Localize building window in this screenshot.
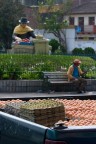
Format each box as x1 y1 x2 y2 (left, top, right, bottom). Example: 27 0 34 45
89 17 95 25
69 17 74 25
78 17 84 32
78 17 84 26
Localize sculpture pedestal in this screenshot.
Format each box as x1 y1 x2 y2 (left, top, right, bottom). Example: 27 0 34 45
33 39 51 54
11 42 34 54
10 38 51 54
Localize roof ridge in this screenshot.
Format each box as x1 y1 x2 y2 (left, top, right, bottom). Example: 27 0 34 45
72 1 96 11
72 1 96 10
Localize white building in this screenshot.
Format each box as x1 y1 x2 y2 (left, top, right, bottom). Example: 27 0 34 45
64 1 96 53
23 1 96 53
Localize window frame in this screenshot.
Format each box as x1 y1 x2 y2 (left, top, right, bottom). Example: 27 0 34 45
89 17 95 25
69 17 74 25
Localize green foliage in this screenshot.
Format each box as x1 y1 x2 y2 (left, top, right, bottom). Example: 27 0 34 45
72 47 95 55
86 72 96 79
29 61 56 72
20 71 41 80
39 0 73 47
0 63 5 79
0 0 24 50
49 39 60 53
2 73 10 80
2 56 22 79
49 39 66 54
59 44 67 54
84 47 95 55
54 48 63 55
72 48 84 55
0 54 95 79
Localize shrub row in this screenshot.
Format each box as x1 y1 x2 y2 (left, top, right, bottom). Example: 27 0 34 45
0 54 95 79
72 47 95 55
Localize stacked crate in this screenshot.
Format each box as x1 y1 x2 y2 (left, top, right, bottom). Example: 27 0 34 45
4 99 65 127
20 99 65 127
5 101 26 116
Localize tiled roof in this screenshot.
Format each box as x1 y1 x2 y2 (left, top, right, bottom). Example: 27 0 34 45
23 1 96 28
71 1 96 14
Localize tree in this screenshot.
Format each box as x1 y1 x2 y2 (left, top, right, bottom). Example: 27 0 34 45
39 0 73 52
0 0 24 50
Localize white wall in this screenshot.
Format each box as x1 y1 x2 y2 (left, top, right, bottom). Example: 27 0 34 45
34 28 96 54
34 29 58 40
65 28 75 53
34 28 76 53
75 41 96 50
34 14 96 53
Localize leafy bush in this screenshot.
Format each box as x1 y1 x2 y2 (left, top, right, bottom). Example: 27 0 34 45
54 49 63 55
0 54 95 79
53 44 67 55
2 73 10 80
59 44 67 54
49 39 60 53
4 62 22 79
20 71 41 80
29 61 56 72
72 48 84 55
0 63 5 79
84 47 95 55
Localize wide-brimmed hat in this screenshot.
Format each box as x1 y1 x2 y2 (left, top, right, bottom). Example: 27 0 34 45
19 17 29 24
73 59 81 64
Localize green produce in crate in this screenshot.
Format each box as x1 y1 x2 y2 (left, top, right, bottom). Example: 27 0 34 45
20 99 65 127
20 99 64 109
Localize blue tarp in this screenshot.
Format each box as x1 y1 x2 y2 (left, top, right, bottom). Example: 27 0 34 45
75 26 81 33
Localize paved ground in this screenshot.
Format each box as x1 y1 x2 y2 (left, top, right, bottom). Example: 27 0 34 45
0 91 96 100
